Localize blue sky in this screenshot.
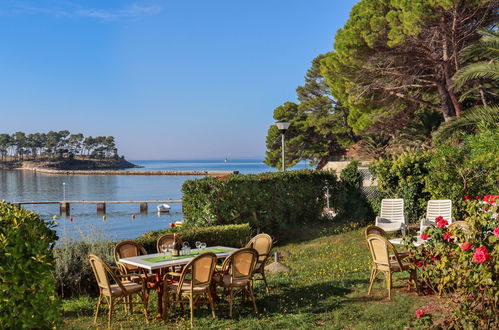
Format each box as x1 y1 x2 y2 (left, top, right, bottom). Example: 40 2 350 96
0 0 358 160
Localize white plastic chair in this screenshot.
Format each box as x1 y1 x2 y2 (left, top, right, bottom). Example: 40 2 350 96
420 200 453 233
375 199 407 236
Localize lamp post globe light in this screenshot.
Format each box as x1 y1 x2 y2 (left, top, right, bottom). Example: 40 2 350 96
275 121 290 171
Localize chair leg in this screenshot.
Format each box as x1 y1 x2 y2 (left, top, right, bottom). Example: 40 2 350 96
386 271 392 300
189 295 194 327
367 268 377 295
248 284 258 315
141 292 149 323
94 294 103 324
129 295 134 314
108 297 113 329
208 292 216 318
261 271 269 295
228 289 234 318
162 289 169 319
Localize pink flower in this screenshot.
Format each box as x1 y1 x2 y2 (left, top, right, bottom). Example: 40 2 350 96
415 309 425 318
493 227 499 238
461 242 471 251
464 195 469 200
443 233 452 240
421 233 431 240
416 262 423 268
473 246 491 263
476 195 481 200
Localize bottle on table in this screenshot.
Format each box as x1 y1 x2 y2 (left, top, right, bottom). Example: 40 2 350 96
172 233 180 257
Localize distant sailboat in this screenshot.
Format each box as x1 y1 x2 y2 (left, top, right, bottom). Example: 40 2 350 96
224 157 228 163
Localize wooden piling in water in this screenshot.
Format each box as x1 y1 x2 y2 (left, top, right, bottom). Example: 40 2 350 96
96 203 106 214
140 202 148 214
60 202 70 216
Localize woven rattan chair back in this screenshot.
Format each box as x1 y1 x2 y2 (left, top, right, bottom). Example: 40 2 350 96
246 233 272 266
89 254 112 293
365 225 387 239
114 241 147 272
221 248 258 281
175 252 217 294
156 234 183 253
366 235 390 266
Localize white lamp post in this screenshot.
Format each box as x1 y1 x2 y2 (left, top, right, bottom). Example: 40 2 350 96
62 182 66 201
275 121 290 171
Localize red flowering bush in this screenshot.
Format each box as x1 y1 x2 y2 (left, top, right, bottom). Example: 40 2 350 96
435 216 449 228
405 197 498 327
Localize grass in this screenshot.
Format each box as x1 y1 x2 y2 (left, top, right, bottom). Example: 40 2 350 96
62 227 434 329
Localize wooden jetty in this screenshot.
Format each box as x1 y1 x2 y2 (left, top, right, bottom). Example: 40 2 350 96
21 168 239 176
11 200 182 216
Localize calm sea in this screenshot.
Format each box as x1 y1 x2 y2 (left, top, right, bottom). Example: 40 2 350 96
0 159 309 241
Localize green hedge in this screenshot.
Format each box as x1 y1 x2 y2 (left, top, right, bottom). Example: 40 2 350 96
136 223 251 252
181 170 339 237
0 201 60 328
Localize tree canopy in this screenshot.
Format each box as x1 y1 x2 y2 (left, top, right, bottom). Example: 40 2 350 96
321 0 497 134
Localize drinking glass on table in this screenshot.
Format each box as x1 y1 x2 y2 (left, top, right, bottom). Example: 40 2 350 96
200 242 207 251
195 241 201 254
160 244 168 259
183 242 191 256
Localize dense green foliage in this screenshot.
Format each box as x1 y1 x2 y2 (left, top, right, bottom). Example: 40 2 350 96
406 198 499 328
322 0 497 133
371 150 432 221
372 128 499 220
0 130 119 160
136 223 251 252
335 161 374 222
182 170 339 236
0 201 60 328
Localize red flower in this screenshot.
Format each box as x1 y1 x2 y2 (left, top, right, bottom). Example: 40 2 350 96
493 227 499 238
473 246 491 263
169 222 175 228
475 195 481 200
421 233 431 240
431 256 440 261
443 233 452 240
416 262 423 268
484 195 498 205
415 309 425 318
464 195 469 200
461 242 471 251
435 216 449 228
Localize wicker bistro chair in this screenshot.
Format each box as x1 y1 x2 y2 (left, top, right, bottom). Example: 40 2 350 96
213 248 259 318
366 234 418 300
162 252 218 327
375 199 407 236
420 200 453 233
88 254 149 328
364 225 409 259
245 233 272 294
156 234 183 254
114 240 148 277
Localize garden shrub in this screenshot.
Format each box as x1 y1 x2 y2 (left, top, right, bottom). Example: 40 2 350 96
425 128 499 218
335 161 374 222
136 223 252 252
405 196 498 328
54 237 114 298
0 201 60 328
182 170 339 237
370 150 432 222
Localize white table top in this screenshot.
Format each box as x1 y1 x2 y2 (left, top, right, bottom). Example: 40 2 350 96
389 237 424 247
119 246 237 272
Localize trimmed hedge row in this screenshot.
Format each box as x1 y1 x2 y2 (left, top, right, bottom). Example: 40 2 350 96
182 170 339 237
0 201 60 328
135 223 252 252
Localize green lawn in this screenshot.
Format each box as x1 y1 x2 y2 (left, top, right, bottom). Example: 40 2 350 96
62 228 432 329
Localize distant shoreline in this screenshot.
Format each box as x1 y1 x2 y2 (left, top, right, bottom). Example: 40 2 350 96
0 157 139 171
16 168 239 176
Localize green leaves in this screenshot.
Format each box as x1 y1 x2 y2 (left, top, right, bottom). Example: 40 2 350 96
0 201 60 328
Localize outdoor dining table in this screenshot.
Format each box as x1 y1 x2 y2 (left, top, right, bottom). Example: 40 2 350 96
119 246 237 317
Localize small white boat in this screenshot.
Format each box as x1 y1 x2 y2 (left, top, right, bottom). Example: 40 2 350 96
157 204 171 212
